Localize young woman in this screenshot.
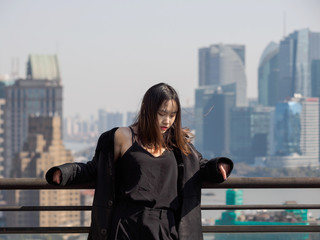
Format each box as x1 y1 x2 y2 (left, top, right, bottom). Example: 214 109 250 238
46 83 233 240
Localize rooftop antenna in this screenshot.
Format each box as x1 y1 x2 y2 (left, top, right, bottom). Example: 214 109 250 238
17 57 19 77
11 57 19 79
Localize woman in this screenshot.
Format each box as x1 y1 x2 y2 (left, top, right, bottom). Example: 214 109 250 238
46 83 233 240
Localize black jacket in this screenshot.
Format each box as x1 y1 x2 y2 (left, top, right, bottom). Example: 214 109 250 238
46 128 233 240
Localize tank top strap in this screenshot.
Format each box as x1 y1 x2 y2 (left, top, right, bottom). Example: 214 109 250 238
128 126 136 144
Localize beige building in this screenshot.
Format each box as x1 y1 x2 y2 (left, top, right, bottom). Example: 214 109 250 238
7 116 81 227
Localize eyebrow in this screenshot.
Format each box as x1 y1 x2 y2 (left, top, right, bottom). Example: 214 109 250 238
159 109 178 114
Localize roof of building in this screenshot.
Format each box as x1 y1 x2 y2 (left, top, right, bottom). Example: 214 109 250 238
27 54 60 81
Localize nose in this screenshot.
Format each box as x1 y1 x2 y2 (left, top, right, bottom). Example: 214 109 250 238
163 115 170 124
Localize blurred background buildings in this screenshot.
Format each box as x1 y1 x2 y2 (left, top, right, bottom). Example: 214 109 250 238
195 28 320 168
0 27 319 229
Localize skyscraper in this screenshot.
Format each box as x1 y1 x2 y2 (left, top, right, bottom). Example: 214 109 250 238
265 95 319 168
258 42 279 106
98 109 124 133
259 29 320 106
198 44 247 106
230 106 274 164
4 54 63 177
107 112 123 129
311 59 320 98
195 86 235 158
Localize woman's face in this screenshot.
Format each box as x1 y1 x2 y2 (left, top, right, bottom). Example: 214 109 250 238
157 100 178 134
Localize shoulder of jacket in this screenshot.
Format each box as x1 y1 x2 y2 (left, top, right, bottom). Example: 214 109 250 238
96 127 119 153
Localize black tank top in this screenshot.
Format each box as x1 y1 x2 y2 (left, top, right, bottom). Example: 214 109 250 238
116 128 179 211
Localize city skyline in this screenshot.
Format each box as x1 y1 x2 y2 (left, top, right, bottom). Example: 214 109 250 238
1 0 320 118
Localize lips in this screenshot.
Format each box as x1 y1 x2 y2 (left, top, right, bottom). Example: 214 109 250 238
161 126 168 131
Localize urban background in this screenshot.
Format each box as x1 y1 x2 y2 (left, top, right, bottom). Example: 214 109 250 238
0 1 319 239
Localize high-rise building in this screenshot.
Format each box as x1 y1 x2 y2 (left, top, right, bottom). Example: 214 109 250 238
259 29 320 106
7 116 80 227
195 86 235 158
311 59 320 98
63 114 98 142
230 106 274 164
273 95 319 157
258 42 279 106
4 79 62 177
107 112 123 129
4 54 63 177
251 106 275 158
198 44 247 106
258 95 319 168
98 109 108 134
126 111 137 126
98 109 123 133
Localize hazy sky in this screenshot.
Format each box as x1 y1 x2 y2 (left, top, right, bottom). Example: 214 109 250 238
1 0 320 118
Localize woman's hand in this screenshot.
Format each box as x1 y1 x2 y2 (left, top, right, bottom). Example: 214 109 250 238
52 169 62 184
218 163 230 180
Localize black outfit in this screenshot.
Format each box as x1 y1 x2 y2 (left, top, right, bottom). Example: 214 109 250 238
110 132 179 239
46 127 233 240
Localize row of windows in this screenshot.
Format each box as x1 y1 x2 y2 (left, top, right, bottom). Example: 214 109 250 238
8 88 62 99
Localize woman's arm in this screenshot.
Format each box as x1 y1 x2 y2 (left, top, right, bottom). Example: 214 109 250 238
45 159 98 186
45 131 108 186
200 156 233 183
188 144 233 183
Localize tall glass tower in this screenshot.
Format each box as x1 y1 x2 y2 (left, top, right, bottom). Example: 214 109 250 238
270 95 319 167
195 86 235 158
274 101 302 156
259 29 320 106
198 44 247 107
258 42 279 106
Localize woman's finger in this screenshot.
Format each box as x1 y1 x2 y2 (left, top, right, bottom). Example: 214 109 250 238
219 164 227 180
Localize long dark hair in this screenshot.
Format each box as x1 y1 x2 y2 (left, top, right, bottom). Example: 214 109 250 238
133 83 191 155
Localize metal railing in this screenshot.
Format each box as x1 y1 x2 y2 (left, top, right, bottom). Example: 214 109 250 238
0 177 320 234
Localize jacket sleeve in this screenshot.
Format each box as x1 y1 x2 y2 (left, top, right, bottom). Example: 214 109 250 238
189 144 233 183
45 131 106 186
200 156 233 183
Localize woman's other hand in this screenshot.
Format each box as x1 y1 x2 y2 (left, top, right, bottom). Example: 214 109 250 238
52 169 62 184
218 163 230 180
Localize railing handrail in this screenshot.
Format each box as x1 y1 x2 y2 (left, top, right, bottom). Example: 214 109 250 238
1 177 320 189
1 177 319 235
1 226 320 234
1 204 320 211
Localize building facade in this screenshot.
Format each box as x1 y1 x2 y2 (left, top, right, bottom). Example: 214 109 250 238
258 42 279 106
198 44 247 107
195 86 235 158
4 79 62 177
7 116 80 227
230 106 274 164
259 29 320 106
311 59 320 98
258 95 319 168
98 109 123 133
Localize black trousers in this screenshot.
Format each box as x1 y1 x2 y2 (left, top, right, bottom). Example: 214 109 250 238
109 202 179 240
